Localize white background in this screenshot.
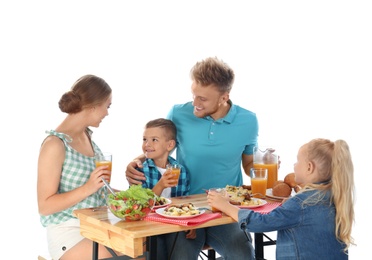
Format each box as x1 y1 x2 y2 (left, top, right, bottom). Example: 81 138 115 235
1 1 371 259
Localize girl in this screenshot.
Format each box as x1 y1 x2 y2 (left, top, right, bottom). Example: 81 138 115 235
208 138 355 259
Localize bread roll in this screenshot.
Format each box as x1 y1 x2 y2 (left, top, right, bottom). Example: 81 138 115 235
272 182 292 197
284 173 297 188
272 180 284 187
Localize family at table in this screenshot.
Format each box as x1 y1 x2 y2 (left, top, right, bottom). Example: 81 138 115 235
37 57 355 260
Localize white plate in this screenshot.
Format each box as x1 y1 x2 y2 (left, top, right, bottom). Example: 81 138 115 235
237 198 267 209
155 207 205 219
153 198 172 209
266 188 295 200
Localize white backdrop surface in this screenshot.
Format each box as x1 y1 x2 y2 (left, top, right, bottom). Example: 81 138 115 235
1 1 370 259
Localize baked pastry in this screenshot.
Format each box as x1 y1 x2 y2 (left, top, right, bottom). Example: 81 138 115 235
272 180 284 187
272 182 292 197
284 173 296 188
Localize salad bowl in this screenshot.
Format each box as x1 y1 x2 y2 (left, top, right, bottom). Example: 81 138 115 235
107 185 156 221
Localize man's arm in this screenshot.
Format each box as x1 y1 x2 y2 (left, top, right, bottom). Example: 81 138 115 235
125 154 147 185
241 153 254 177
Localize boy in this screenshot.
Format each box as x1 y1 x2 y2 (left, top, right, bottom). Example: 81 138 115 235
139 118 189 198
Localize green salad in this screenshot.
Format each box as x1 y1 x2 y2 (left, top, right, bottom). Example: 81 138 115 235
107 185 156 220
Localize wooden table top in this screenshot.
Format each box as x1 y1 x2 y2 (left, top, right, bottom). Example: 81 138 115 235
73 194 236 258
73 193 281 258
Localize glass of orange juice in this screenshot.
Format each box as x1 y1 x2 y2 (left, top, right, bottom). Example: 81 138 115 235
250 168 268 198
95 152 112 183
209 188 226 212
253 146 278 189
166 163 181 184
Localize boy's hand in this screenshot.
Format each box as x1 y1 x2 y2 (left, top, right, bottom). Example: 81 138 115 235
158 170 178 188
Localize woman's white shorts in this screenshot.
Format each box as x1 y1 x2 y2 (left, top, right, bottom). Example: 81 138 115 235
46 218 84 260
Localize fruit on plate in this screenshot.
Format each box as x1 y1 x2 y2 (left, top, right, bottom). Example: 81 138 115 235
107 184 156 221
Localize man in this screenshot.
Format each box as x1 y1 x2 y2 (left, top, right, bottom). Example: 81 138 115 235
126 57 257 259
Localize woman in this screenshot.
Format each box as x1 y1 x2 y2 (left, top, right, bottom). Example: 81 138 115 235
37 74 119 259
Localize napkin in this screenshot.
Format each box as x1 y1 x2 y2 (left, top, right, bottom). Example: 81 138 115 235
144 212 222 226
250 202 281 214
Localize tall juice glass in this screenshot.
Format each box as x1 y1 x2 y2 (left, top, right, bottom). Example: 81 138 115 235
250 168 268 198
95 152 112 183
166 164 181 184
253 163 277 189
209 188 226 212
253 147 278 189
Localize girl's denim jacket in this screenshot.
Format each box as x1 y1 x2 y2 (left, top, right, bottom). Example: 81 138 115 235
238 190 348 260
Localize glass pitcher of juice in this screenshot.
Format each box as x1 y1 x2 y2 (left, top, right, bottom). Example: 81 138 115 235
253 146 278 189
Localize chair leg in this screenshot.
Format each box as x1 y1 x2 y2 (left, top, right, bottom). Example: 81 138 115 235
208 249 216 259
199 248 216 260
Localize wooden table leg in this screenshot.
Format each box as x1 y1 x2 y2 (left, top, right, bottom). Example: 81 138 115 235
91 236 159 259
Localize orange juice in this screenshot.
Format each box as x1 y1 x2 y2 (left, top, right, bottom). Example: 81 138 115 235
171 168 181 182
253 163 278 189
96 161 112 183
251 178 267 198
166 164 181 184
209 188 225 212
